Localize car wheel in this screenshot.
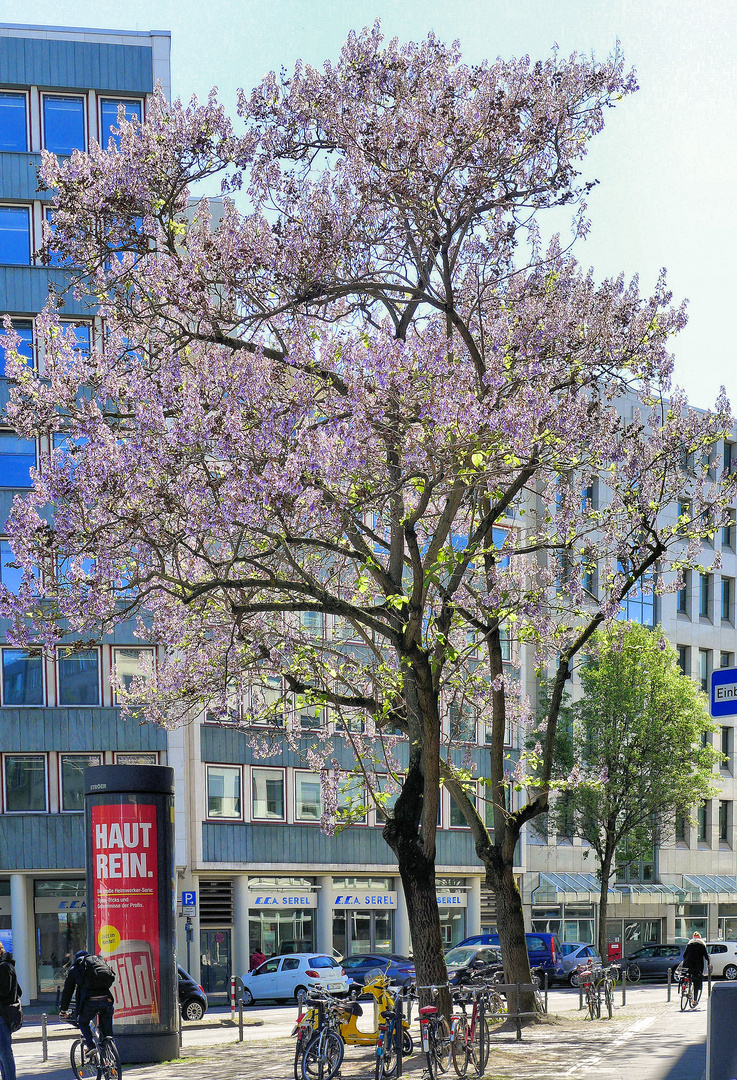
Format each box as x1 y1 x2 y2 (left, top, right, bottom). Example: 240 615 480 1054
182 999 205 1022
241 988 254 1006
724 965 737 980
568 971 580 988
294 985 308 1004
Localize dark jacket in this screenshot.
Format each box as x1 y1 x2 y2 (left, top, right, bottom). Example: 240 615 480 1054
0 956 17 1003
682 940 709 973
59 955 112 1013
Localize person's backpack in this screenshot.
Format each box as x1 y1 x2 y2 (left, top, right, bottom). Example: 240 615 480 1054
77 954 116 992
0 962 22 1033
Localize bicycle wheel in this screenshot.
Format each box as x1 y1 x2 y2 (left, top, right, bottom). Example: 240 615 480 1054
586 987 597 1021
427 1017 452 1079
680 979 690 1012
627 963 640 983
100 1040 121 1080
604 983 613 1020
451 1018 470 1078
301 1031 344 1080
70 1040 102 1080
470 1017 490 1077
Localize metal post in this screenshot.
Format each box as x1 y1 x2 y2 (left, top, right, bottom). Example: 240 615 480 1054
230 974 236 1019
579 977 583 1011
622 965 626 1007
179 1003 183 1049
667 967 671 1002
239 997 244 1042
544 972 548 1014
395 989 403 1077
41 1013 47 1062
55 986 61 1013
708 966 712 998
185 916 192 974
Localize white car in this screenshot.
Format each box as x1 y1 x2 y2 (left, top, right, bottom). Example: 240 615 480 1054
704 941 737 979
240 953 349 1004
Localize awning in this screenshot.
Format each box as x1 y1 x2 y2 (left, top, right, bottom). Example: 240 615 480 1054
530 873 621 904
683 875 737 901
612 883 686 905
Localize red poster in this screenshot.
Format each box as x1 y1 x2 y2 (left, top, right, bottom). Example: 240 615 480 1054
91 802 160 1024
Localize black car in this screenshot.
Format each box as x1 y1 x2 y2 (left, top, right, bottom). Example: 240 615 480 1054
178 965 208 1021
445 945 503 987
624 943 686 981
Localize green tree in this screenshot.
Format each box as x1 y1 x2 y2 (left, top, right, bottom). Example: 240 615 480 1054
544 622 719 961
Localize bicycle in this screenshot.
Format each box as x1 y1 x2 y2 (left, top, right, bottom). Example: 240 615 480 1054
65 1014 121 1080
299 991 345 1080
292 1003 316 1080
675 968 698 1011
419 987 452 1080
450 986 490 1078
623 961 640 983
578 964 601 1021
374 983 415 1080
600 965 618 1020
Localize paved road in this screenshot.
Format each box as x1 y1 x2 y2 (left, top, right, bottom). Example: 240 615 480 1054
12 985 709 1080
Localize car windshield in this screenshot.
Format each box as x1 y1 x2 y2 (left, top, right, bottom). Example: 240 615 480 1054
309 956 338 968
445 947 479 968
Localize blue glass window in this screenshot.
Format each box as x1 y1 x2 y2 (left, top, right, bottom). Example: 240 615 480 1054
0 93 27 152
99 98 142 148
60 323 91 357
618 569 656 627
2 648 44 706
1 320 33 377
0 205 30 265
44 208 63 267
57 648 100 706
0 538 22 594
0 430 36 487
43 95 85 156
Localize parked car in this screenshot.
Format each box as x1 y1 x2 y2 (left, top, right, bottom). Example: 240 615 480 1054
178 965 208 1021
556 943 601 986
458 932 561 978
704 941 737 979
341 953 415 991
445 944 503 987
241 953 349 1004
625 943 686 980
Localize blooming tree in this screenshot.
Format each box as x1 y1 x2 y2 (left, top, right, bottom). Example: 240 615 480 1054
2 26 735 1002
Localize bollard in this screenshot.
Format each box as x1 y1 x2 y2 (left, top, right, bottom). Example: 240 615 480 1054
395 989 403 1077
579 976 583 1011
55 985 61 1013
667 967 671 1002
239 997 244 1042
621 965 626 1007
41 1013 48 1062
230 974 236 1019
179 1004 183 1049
544 972 548 1014
708 966 712 998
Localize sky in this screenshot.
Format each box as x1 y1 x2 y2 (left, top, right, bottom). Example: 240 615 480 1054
1 0 735 410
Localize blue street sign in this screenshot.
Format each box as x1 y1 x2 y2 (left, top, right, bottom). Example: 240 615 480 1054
181 890 196 911
710 668 737 718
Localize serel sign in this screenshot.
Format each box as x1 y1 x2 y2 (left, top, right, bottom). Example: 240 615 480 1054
332 893 398 908
710 668 737 718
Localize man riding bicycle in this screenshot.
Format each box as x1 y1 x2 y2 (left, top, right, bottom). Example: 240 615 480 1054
58 950 115 1056
681 932 711 1004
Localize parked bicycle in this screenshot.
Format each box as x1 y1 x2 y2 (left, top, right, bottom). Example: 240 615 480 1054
373 983 414 1079
419 987 452 1080
65 1014 121 1080
297 989 345 1080
450 985 489 1078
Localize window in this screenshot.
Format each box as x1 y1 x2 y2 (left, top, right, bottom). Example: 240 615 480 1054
677 570 689 615
251 768 285 821
1 320 33 378
42 95 85 155
247 676 284 726
698 800 709 843
295 772 322 822
60 322 91 357
57 648 100 706
60 753 102 811
0 432 36 487
0 205 30 265
448 701 477 743
99 98 143 149
676 646 689 676
720 800 731 843
722 727 733 771
582 480 597 511
618 570 655 626
699 649 712 695
0 539 23 594
1 648 43 705
337 774 366 824
675 814 686 843
112 646 154 705
726 442 735 474
4 753 46 812
722 651 734 669
723 578 733 623
699 573 712 619
294 695 325 731
0 92 27 151
723 510 736 550
113 752 158 765
206 764 241 819
282 957 299 972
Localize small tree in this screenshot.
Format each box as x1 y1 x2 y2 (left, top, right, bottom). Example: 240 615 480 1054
545 621 719 961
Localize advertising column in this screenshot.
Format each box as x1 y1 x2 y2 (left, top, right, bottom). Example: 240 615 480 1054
84 765 177 1063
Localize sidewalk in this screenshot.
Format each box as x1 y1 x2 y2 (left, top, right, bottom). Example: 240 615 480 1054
14 1005 263 1042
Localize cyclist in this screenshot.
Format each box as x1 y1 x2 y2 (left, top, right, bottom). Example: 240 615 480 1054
58 950 115 1058
681 931 711 1004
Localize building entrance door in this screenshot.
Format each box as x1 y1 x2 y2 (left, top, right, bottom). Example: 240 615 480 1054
200 928 231 994
334 911 394 955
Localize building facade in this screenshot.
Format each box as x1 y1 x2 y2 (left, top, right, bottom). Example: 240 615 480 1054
1 22 736 1005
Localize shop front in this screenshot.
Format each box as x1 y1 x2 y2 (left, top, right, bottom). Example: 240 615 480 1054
34 879 87 996
331 878 396 955
437 883 468 948
247 881 317 958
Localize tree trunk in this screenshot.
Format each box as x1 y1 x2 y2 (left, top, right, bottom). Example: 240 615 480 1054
597 849 614 963
485 839 536 1015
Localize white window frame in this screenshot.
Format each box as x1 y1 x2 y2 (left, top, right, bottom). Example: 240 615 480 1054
206 762 243 822
41 92 87 154
250 766 286 823
0 645 45 707
3 752 48 813
337 773 368 827
294 769 323 823
448 782 477 830
111 646 156 706
56 646 102 707
59 752 102 813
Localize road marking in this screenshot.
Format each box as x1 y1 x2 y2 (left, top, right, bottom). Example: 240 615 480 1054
628 1017 656 1033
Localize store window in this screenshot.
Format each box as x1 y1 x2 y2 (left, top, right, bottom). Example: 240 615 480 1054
4 753 47 812
248 908 315 958
0 92 27 151
60 753 102 812
0 431 36 487
112 646 154 704
1 320 33 378
0 205 30 265
206 764 242 819
251 768 285 821
674 905 708 943
43 95 85 155
35 879 86 995
333 909 394 956
99 98 143 148
57 648 100 706
439 908 466 948
1 648 44 706
295 772 322 822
